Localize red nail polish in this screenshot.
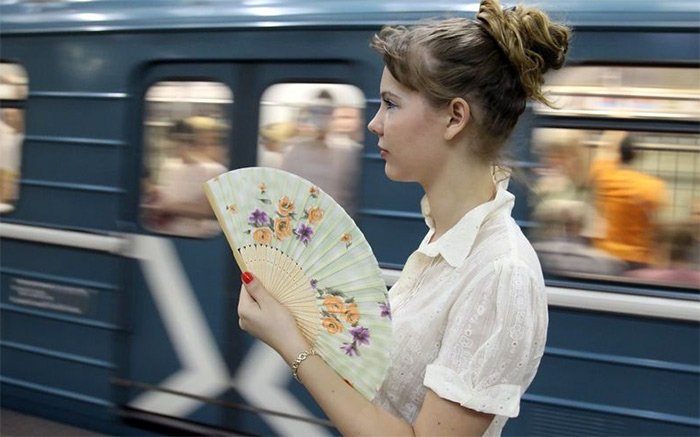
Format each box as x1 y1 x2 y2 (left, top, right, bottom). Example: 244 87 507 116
241 272 254 284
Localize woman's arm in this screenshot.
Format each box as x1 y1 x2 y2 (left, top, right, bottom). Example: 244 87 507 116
238 273 494 436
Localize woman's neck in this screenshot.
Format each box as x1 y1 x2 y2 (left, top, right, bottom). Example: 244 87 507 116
423 159 496 243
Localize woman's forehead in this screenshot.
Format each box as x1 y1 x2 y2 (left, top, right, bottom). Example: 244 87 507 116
379 67 411 95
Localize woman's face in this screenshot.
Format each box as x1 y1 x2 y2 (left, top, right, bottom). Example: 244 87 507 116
368 67 449 184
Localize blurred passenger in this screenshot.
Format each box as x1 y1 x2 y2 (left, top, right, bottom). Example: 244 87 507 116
626 226 700 288
280 90 361 217
261 121 298 151
0 108 24 210
0 67 28 100
188 115 228 165
143 116 227 237
533 199 627 275
532 129 587 199
326 105 364 150
258 121 298 167
690 199 700 265
590 132 667 267
531 128 599 240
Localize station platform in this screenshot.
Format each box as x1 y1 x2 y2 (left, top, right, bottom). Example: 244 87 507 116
1 409 110 436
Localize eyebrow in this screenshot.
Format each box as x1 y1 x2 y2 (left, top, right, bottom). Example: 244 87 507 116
380 91 400 101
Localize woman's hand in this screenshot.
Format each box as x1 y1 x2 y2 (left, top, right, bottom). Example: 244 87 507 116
237 272 309 356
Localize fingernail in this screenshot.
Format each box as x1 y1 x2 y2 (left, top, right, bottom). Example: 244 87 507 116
241 271 254 284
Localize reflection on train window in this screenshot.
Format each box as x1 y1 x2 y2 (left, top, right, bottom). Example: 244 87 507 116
530 129 700 289
258 83 365 217
140 81 231 238
536 66 700 121
0 62 28 214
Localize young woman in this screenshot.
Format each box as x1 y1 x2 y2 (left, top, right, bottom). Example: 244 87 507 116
237 0 570 435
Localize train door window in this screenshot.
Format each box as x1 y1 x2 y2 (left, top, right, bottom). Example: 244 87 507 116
530 66 700 289
0 62 28 214
140 81 232 238
258 83 365 217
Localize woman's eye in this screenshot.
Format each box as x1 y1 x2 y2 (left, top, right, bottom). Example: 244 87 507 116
383 99 396 109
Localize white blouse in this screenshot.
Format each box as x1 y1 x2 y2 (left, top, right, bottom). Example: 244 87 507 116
373 182 547 436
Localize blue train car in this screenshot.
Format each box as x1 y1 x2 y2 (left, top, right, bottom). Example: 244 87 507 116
1 1 698 435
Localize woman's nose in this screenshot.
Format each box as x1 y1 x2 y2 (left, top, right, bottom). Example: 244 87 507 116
367 110 382 136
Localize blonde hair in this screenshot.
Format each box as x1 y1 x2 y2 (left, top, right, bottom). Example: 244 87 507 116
186 115 225 132
371 0 570 160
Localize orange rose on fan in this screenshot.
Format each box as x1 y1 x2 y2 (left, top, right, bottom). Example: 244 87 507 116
345 303 360 325
277 196 295 216
306 206 324 225
274 216 293 240
322 317 343 334
323 295 345 314
252 227 272 244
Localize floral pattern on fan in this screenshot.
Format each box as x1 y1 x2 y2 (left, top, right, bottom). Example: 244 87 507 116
240 184 350 248
314 280 373 357
312 279 393 357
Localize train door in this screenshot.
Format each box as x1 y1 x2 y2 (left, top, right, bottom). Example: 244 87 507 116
118 60 365 436
115 63 237 432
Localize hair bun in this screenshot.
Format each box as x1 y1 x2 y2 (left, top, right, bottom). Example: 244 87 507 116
477 0 570 106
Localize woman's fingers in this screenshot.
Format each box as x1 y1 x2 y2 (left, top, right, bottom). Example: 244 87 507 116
240 271 272 305
236 271 307 354
238 272 273 331
238 272 264 331
237 285 255 330
238 284 257 310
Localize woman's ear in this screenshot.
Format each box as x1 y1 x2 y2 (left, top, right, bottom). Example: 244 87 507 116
444 97 470 141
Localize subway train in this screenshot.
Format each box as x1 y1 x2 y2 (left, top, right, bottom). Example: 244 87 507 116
1 1 698 436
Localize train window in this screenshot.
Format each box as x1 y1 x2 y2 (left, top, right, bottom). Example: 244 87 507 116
140 81 232 238
0 62 28 214
257 83 365 218
531 66 700 289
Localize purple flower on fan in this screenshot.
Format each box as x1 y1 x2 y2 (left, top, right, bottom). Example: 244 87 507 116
294 222 314 244
341 342 358 357
248 208 269 227
350 326 370 346
310 279 318 289
380 302 392 320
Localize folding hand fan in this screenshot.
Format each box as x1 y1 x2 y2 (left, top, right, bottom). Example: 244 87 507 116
204 167 392 400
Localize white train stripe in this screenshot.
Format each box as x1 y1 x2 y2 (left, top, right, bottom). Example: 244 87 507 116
546 286 700 322
231 340 332 437
127 235 230 416
0 222 123 253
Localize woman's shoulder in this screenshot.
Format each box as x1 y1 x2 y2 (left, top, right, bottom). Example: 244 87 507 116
469 215 543 283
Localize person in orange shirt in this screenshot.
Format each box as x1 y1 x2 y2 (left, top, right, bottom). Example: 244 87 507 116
590 132 667 267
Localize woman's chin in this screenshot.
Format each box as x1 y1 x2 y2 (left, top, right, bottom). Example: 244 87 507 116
383 165 413 183
383 164 399 181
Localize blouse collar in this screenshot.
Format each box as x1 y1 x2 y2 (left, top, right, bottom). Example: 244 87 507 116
417 179 515 268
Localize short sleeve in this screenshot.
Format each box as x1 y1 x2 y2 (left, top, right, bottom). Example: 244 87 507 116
424 259 547 418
